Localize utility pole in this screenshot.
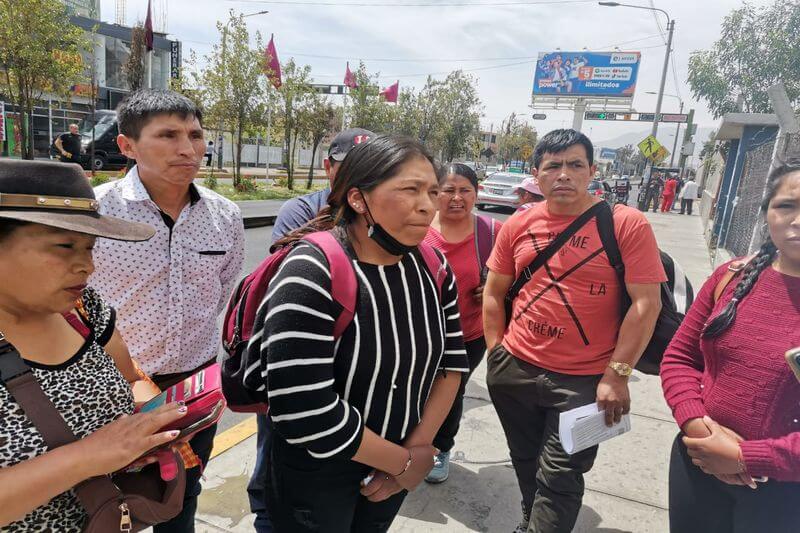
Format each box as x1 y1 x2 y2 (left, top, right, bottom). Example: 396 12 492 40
638 18 675 209
678 108 695 177
670 100 683 166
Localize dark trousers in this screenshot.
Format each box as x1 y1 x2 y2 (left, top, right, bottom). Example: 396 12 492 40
486 345 602 533
266 426 407 532
669 435 800 533
151 369 218 533
644 190 660 212
680 199 694 215
433 336 486 453
205 153 213 166
248 414 274 532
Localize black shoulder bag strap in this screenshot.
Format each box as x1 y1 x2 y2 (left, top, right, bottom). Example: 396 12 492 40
505 201 607 317
593 202 632 311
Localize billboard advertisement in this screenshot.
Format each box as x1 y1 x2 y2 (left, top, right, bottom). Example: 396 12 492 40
532 51 641 98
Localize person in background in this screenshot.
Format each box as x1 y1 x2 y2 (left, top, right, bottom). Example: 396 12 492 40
54 123 82 165
90 90 245 533
644 172 664 213
205 141 214 167
679 177 700 215
671 176 685 211
423 163 503 483
483 129 665 533
661 160 800 533
245 135 468 532
271 128 374 243
661 175 678 213
0 159 187 531
247 127 373 533
515 177 545 211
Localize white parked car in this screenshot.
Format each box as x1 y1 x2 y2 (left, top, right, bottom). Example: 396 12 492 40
476 172 530 210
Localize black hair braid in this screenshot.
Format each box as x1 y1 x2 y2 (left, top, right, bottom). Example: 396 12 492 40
702 238 778 338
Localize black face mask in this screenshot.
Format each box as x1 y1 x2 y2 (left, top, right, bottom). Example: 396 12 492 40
359 192 416 256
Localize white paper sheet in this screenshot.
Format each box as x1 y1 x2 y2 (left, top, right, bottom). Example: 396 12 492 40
558 402 631 455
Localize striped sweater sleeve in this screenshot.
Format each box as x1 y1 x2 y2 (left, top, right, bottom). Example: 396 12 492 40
437 253 469 372
259 243 364 459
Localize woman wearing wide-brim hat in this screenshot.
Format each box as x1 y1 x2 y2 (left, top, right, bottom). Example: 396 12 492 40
0 160 189 531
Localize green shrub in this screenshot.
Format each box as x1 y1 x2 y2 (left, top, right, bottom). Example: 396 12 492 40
203 174 218 190
90 174 110 187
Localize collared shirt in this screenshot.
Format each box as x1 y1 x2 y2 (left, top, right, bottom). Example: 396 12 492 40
271 187 330 242
90 166 245 375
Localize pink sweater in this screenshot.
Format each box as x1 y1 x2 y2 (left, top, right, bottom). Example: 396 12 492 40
661 262 800 481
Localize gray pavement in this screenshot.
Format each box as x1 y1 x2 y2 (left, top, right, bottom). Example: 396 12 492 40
196 207 712 533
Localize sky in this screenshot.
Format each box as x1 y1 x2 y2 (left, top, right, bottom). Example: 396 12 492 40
100 0 774 149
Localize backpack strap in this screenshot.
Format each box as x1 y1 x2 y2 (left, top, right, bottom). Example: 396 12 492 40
417 242 447 297
506 201 606 304
304 231 358 338
712 256 753 304
474 214 495 269
594 202 634 312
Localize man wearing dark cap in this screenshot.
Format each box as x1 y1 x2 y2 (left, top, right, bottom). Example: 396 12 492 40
247 127 373 533
270 127 373 242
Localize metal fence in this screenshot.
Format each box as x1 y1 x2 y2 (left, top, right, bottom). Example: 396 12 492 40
723 140 775 256
721 132 800 257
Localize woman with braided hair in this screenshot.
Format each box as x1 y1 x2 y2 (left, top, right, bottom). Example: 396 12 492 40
661 160 800 532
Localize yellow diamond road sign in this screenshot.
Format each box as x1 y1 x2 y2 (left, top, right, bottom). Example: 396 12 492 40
638 135 662 159
651 145 670 164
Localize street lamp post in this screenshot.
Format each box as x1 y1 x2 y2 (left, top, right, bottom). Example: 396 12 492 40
216 10 269 171
599 2 674 210
647 91 683 166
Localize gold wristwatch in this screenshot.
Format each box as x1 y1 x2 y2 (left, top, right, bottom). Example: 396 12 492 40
608 361 633 377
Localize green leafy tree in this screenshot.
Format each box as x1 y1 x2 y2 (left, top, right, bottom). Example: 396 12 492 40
124 24 147 92
437 71 482 162
0 0 88 159
687 0 800 118
192 12 267 188
299 93 336 188
346 63 391 132
277 59 312 189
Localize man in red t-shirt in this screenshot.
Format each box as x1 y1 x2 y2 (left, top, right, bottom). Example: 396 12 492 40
483 129 666 533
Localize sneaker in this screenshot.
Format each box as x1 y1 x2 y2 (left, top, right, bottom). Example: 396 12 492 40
425 451 450 484
512 501 530 533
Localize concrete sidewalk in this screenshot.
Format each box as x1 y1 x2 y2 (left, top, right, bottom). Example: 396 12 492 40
195 211 712 533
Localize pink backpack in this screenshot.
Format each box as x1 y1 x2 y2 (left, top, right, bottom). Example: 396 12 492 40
221 230 447 413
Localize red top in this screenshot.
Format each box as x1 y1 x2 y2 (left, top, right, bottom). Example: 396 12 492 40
424 218 502 342
487 202 666 375
661 261 800 481
663 178 678 195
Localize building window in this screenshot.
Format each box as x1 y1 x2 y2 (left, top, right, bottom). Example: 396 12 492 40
105 37 131 90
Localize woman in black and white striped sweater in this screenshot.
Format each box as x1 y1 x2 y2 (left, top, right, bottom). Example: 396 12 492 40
245 135 469 532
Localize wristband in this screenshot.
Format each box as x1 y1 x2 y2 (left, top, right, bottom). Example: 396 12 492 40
393 448 412 477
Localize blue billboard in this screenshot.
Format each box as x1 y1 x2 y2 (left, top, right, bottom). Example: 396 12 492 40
532 51 641 98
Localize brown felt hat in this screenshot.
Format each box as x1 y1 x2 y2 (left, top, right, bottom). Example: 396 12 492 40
0 159 154 241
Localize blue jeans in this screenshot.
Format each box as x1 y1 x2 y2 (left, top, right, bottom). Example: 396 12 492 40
247 414 273 532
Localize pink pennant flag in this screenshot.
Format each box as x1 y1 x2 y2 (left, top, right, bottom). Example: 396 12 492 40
380 80 399 103
344 62 357 89
265 34 282 89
